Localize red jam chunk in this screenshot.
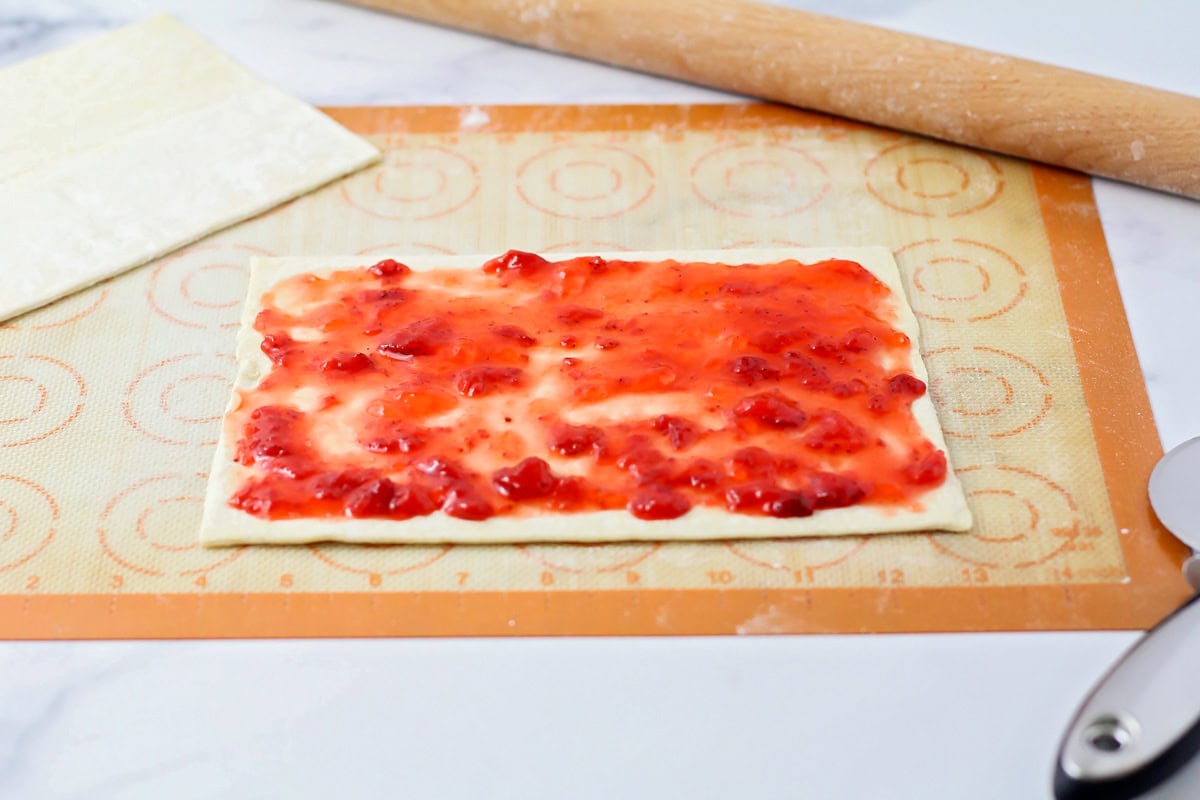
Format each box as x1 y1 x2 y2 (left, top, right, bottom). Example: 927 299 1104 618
547 423 607 457
728 356 781 385
378 318 453 357
320 351 373 373
652 415 700 450
492 324 537 346
455 365 523 397
733 391 808 429
725 481 814 518
482 249 550 278
367 258 411 278
905 448 948 485
492 457 559 500
228 251 951 522
628 486 692 520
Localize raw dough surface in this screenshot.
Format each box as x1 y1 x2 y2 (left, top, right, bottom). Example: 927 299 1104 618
0 15 379 322
199 247 972 546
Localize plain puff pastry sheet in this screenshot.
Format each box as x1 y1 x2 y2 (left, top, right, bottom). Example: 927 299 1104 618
0 15 379 322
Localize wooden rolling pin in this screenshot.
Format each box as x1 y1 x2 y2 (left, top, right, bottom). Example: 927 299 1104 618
344 0 1200 199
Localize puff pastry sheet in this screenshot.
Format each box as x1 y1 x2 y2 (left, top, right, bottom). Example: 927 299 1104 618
0 15 379 322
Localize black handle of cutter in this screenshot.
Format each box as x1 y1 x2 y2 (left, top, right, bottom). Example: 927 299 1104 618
1054 592 1200 800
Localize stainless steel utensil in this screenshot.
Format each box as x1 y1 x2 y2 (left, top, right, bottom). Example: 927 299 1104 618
1055 436 1200 799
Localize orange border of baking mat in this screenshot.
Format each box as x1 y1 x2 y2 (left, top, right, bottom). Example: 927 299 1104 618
2 104 1188 639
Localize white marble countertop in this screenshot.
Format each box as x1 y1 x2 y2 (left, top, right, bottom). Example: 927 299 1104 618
1 1 1197 798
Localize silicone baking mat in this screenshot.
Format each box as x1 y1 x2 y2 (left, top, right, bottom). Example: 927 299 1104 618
0 104 1187 638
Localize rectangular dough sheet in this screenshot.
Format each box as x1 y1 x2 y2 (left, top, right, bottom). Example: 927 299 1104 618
200 247 973 546
0 15 379 322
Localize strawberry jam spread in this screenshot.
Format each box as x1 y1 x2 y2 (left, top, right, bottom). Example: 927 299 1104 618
228 251 948 522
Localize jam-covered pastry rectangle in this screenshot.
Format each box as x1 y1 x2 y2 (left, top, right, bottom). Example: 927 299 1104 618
200 248 971 546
